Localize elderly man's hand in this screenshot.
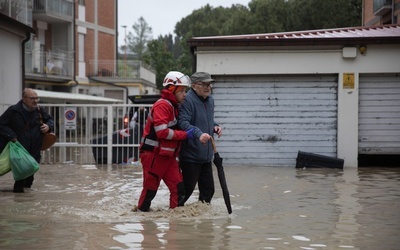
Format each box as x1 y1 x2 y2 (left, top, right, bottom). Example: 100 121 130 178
40 123 49 133
214 126 222 138
199 133 211 144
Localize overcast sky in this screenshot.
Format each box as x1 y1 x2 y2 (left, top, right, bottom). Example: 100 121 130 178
117 0 251 46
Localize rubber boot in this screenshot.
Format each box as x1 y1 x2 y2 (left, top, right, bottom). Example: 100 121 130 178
177 182 186 207
13 180 25 193
24 175 34 188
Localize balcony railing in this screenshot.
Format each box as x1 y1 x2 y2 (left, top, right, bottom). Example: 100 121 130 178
0 0 32 26
88 60 156 83
25 45 74 78
33 0 73 20
373 0 392 16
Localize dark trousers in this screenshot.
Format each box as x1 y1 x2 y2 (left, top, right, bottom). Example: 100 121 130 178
13 175 34 192
180 161 214 204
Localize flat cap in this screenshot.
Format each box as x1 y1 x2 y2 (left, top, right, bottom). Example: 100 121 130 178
190 72 215 83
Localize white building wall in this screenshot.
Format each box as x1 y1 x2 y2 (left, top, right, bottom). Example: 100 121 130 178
0 29 23 113
195 44 400 167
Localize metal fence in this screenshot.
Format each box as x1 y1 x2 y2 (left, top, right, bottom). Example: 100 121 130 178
39 104 151 165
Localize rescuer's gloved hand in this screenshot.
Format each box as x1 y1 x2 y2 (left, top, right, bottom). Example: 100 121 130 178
186 128 195 140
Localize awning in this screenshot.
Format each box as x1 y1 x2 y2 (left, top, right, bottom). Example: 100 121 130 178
35 89 123 104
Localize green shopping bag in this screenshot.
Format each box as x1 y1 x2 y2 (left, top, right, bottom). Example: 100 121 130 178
0 142 11 176
9 142 40 181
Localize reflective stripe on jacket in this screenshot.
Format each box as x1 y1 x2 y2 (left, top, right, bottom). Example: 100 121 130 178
140 91 187 157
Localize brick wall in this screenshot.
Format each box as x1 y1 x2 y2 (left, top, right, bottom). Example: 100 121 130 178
98 0 115 29
98 32 115 61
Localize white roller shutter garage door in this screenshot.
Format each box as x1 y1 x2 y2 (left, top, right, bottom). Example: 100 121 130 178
359 74 400 157
212 75 338 166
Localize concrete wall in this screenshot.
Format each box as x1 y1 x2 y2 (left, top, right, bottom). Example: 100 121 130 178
0 29 23 113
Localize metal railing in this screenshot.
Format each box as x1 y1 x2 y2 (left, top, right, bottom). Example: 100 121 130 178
88 60 156 82
0 0 32 26
373 0 392 15
32 0 73 19
34 103 152 165
25 46 74 77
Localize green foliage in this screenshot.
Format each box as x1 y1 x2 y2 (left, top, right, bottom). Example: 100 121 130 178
142 38 174 90
287 0 362 31
127 17 152 61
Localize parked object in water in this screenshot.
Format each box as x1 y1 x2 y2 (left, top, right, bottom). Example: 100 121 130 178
91 128 139 164
296 151 344 169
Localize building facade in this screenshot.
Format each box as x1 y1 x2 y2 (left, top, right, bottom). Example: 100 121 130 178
0 0 157 105
363 0 400 26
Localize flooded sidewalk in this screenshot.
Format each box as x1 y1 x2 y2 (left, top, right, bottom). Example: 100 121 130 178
1 164 399 249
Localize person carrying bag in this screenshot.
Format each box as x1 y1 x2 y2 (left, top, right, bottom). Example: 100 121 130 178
0 88 54 192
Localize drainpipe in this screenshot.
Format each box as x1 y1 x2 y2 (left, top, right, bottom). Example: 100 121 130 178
21 32 31 91
361 0 364 25
116 0 120 72
72 0 78 88
392 0 395 24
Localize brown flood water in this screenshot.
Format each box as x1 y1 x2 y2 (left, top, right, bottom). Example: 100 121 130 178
1 163 399 250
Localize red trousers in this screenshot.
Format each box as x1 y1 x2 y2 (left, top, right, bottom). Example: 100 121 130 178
137 151 185 211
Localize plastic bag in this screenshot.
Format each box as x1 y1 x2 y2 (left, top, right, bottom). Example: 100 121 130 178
9 141 40 181
0 142 11 176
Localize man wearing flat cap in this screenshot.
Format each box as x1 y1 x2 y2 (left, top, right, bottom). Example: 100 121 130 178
178 72 222 205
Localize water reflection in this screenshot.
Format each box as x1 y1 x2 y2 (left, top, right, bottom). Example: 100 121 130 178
332 168 361 248
112 219 219 249
0 165 399 249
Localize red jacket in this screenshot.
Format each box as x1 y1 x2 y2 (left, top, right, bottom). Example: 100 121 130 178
140 89 187 157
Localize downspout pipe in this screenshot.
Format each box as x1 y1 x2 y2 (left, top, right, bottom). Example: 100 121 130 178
116 0 120 73
71 0 79 89
392 0 395 24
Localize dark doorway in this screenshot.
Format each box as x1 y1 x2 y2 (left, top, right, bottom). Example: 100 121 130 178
358 154 400 167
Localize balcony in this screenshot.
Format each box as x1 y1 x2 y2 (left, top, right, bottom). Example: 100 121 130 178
88 60 156 84
32 0 73 23
25 43 74 79
0 0 32 26
373 0 392 16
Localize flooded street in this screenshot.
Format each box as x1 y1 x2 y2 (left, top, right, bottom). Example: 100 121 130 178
1 163 399 249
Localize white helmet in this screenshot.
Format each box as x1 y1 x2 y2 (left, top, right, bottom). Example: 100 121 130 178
162 71 191 87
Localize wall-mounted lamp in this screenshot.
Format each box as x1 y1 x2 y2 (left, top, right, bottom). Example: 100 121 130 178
359 45 367 55
342 47 357 58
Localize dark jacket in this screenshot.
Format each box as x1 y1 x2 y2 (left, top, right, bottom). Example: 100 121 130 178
178 88 218 163
0 101 54 162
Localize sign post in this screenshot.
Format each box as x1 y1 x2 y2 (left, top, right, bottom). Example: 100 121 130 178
64 107 77 130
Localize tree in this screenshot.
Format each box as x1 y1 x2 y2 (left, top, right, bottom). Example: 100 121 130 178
286 0 362 31
143 37 175 90
174 4 253 75
126 17 152 61
248 0 288 33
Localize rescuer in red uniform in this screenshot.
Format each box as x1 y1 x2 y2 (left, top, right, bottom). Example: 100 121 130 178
136 71 196 212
